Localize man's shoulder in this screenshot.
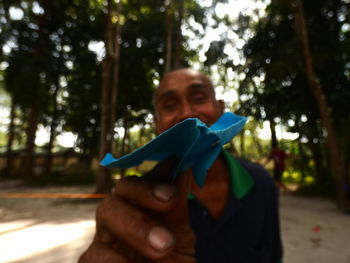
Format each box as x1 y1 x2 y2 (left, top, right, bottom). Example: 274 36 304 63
236 158 275 188
237 158 269 176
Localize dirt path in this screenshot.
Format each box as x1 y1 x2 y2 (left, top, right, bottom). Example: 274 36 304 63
279 193 350 263
1 180 350 263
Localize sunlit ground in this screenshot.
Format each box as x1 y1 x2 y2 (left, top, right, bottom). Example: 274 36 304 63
0 219 95 263
1 179 350 263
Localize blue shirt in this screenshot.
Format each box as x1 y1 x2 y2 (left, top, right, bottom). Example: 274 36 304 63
188 150 283 263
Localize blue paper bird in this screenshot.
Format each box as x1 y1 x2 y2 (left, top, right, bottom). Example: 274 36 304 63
100 112 247 187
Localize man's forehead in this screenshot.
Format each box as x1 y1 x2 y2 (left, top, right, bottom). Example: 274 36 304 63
156 69 213 95
161 69 209 84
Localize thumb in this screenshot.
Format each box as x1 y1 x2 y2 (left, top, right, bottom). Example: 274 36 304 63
165 170 192 222
147 156 179 183
162 171 196 259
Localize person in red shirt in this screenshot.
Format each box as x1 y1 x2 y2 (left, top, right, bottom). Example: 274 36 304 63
266 147 288 190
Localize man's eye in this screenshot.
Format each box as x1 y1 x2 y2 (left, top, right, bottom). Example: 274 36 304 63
192 93 207 102
162 101 177 111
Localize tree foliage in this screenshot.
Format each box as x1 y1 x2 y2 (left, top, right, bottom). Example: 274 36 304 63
0 0 208 179
1 0 348 203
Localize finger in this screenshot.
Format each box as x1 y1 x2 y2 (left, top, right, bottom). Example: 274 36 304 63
93 229 146 262
147 156 179 181
176 170 192 202
96 196 175 260
78 241 130 263
161 171 196 259
162 170 192 224
113 176 179 212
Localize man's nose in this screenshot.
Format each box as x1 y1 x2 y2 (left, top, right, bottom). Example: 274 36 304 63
178 102 197 122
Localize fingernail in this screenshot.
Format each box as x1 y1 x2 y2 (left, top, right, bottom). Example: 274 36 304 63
153 184 177 202
148 226 175 251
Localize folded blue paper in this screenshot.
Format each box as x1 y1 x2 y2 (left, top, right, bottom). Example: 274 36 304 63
100 112 247 187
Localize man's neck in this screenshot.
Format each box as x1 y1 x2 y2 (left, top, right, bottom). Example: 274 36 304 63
190 156 230 220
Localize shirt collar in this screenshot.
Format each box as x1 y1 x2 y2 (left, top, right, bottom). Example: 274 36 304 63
221 148 254 199
188 149 254 200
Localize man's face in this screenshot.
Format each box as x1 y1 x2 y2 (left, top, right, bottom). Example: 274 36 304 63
154 69 224 134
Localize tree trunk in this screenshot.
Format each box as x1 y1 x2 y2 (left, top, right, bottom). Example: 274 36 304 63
173 0 184 69
0 0 10 60
138 124 145 148
239 128 245 158
23 0 49 179
96 0 122 193
292 0 347 209
97 4 114 193
120 114 129 157
294 120 317 180
251 128 263 156
297 140 307 180
269 118 278 149
164 0 174 73
309 141 327 180
45 83 59 176
4 100 16 177
24 104 38 179
118 114 129 178
126 131 132 154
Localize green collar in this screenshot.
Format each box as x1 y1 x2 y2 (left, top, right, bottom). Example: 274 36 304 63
188 149 254 199
221 149 254 199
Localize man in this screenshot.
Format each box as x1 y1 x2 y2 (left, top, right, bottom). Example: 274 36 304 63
79 68 283 263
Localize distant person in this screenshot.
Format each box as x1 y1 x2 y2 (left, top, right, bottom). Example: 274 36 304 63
266 147 288 190
79 68 283 263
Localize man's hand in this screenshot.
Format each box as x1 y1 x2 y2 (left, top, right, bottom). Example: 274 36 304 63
78 159 196 263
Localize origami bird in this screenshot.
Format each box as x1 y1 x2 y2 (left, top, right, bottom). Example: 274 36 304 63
101 112 247 187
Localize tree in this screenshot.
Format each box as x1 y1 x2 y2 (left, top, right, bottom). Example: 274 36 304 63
97 0 122 193
59 0 105 165
287 0 347 209
165 0 174 73
3 1 105 179
238 0 349 206
5 15 51 178
0 0 213 184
